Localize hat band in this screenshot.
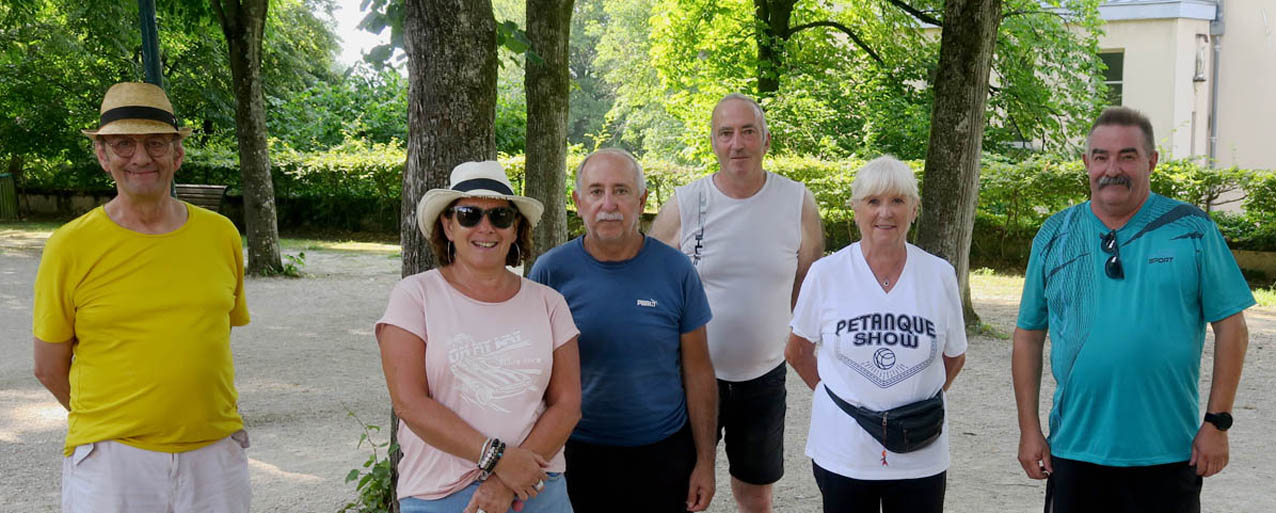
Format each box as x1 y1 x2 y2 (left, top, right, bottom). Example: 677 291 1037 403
453 178 513 195
99 106 179 130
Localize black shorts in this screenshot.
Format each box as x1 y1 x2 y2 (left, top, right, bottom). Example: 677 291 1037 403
717 362 786 485
563 423 696 513
812 461 946 513
1045 456 1202 513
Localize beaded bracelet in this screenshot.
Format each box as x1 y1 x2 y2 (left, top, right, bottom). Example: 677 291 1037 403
477 438 505 480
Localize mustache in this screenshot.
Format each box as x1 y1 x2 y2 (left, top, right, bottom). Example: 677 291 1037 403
594 211 625 222
1098 176 1131 188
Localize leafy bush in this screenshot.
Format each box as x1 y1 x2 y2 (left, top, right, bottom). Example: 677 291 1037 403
21 144 1276 261
339 411 397 513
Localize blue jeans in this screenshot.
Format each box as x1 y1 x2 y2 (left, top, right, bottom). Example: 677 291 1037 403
400 473 571 513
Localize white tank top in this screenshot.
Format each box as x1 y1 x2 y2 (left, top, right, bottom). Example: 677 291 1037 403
675 171 805 381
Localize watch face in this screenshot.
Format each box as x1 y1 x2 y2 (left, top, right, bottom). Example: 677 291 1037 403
1207 412 1233 430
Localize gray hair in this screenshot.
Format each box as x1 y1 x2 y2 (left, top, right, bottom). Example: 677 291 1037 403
711 93 769 139
1087 106 1155 156
851 156 920 205
575 148 646 196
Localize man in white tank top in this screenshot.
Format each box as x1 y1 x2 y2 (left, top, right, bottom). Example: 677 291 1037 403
651 93 824 513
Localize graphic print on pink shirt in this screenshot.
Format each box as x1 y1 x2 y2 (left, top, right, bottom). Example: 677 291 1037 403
448 330 546 412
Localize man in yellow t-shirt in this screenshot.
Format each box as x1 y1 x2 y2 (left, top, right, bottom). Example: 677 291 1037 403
32 82 252 513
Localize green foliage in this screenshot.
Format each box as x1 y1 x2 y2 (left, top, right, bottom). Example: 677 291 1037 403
24 142 1275 260
254 250 307 277
496 80 528 155
988 0 1108 152
339 411 397 513
1254 287 1276 308
974 154 1088 265
583 0 1106 162
566 0 615 147
590 0 687 157
0 0 341 166
353 0 406 68
270 138 406 232
267 65 408 152
358 0 536 70
282 252 307 277
1150 165 1275 251
0 2 139 164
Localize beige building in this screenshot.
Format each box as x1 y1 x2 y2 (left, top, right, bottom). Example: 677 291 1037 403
1097 0 1276 171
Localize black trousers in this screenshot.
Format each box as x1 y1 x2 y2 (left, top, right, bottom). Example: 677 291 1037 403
563 423 695 513
1045 456 1202 513
812 460 946 513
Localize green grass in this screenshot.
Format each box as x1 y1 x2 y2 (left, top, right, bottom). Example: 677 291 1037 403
1255 288 1276 308
2 220 401 255
0 220 61 231
968 321 1011 340
277 237 399 254
969 268 1025 300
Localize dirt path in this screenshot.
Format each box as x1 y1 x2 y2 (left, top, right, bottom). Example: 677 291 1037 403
2 234 1273 512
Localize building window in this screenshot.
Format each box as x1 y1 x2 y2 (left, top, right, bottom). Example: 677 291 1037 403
1100 51 1124 106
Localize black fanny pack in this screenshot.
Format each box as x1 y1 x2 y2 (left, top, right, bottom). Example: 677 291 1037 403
824 386 944 454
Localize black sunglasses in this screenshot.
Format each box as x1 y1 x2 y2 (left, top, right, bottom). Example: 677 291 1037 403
1100 230 1124 279
447 205 518 229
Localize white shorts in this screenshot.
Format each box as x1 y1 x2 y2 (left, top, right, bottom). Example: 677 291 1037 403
62 431 251 513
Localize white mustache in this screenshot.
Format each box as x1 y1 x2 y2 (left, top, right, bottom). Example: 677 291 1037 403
594 212 625 222
1099 176 1130 188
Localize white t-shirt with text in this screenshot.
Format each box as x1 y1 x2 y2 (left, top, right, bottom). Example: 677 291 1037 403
791 242 967 480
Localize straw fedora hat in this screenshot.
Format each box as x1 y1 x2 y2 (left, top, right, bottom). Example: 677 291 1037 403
416 161 544 239
82 82 193 138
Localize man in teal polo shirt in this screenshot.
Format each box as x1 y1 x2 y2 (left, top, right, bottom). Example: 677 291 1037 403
1012 106 1253 512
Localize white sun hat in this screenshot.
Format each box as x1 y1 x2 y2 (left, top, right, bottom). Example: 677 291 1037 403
416 160 544 239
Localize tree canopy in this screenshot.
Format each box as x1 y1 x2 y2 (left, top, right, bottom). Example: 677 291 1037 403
582 0 1107 163
0 0 341 167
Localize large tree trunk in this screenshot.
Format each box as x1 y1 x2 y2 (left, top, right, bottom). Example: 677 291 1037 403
915 0 1002 328
400 0 498 277
752 0 795 97
523 0 574 271
395 0 498 504
213 0 282 275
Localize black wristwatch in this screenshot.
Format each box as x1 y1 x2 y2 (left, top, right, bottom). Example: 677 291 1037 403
1204 412 1233 431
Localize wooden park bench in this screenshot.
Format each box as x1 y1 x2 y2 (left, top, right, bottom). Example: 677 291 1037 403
175 184 229 213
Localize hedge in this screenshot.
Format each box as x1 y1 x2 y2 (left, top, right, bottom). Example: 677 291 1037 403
19 142 1276 265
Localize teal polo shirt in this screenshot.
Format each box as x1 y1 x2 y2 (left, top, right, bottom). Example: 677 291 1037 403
1017 193 1254 466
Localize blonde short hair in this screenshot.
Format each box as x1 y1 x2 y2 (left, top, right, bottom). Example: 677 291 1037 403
850 156 920 205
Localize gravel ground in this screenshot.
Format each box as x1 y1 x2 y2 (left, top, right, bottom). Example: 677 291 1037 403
2 229 1273 512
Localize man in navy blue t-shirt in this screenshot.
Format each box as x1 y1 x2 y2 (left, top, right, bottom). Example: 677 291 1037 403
530 148 717 512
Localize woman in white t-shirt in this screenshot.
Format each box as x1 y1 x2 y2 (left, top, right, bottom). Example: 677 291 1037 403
785 156 967 513
375 161 581 513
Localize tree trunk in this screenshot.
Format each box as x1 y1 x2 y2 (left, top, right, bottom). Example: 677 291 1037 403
752 0 795 97
396 0 498 504
915 0 1002 328
213 0 282 276
523 0 574 271
7 154 23 218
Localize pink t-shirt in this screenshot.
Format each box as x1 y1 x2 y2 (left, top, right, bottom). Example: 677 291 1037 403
375 269 578 500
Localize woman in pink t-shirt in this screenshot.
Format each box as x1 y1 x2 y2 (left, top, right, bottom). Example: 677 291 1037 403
375 161 581 513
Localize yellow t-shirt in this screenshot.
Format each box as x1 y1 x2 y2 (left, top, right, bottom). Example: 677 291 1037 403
32 203 250 456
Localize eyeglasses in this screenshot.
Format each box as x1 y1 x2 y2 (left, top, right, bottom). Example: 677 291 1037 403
447 205 518 229
103 137 175 159
1100 229 1124 279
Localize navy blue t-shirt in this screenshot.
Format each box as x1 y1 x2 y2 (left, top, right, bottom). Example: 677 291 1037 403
530 236 712 446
